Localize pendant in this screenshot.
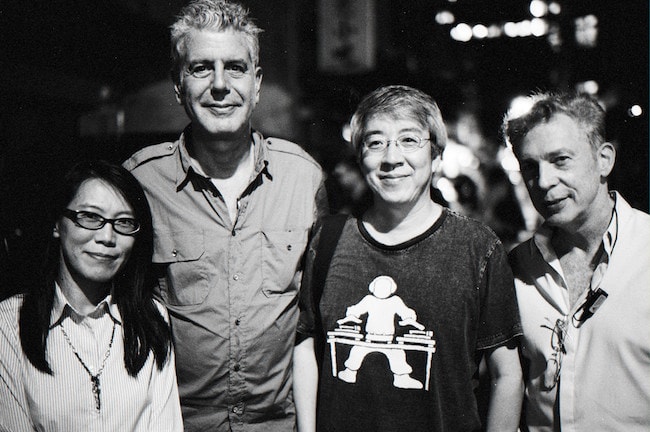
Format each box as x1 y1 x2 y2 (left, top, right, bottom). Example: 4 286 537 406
91 376 101 411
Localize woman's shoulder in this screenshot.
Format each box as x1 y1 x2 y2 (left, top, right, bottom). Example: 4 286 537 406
0 294 25 318
0 294 24 338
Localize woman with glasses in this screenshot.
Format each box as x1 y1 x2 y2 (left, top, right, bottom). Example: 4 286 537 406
0 160 182 431
293 86 523 432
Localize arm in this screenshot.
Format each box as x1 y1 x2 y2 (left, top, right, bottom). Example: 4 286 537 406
0 299 35 432
0 364 34 432
149 349 183 432
484 341 524 432
148 306 183 432
293 337 318 432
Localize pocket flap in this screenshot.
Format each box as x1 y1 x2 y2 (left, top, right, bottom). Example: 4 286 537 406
152 232 205 262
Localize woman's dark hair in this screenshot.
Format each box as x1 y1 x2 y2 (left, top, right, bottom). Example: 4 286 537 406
19 160 172 376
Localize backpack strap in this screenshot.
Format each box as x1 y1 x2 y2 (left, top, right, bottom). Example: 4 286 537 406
310 213 349 361
312 213 350 306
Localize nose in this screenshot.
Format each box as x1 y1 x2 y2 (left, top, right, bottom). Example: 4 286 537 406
381 140 405 165
95 223 117 246
210 66 227 93
537 162 557 189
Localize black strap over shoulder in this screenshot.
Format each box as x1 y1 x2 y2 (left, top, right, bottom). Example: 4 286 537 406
312 213 350 306
311 213 349 361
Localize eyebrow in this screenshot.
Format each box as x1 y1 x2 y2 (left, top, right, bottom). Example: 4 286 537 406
75 205 135 217
187 56 251 65
364 127 423 136
520 148 575 160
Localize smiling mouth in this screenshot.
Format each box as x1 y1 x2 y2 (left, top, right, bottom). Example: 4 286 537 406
206 104 237 114
87 252 118 262
544 197 566 210
379 174 408 181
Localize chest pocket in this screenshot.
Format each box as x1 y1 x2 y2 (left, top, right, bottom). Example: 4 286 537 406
262 229 308 297
152 232 211 306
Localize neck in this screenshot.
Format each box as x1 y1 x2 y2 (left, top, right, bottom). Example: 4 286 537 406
552 191 614 256
57 273 111 316
363 197 442 244
189 129 253 179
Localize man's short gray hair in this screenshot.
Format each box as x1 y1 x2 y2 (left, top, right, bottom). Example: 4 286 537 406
170 0 263 85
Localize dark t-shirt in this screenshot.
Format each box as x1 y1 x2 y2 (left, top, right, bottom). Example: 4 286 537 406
298 209 521 432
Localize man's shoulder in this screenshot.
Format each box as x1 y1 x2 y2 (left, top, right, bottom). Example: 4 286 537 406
443 209 502 244
263 137 321 171
123 141 178 172
508 236 535 257
507 237 539 280
618 195 650 227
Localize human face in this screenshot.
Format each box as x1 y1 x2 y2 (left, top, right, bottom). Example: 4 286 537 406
515 114 614 230
55 179 137 292
175 29 262 139
359 115 438 209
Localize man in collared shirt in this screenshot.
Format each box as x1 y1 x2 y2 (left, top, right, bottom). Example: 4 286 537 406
123 1 327 430
502 91 650 431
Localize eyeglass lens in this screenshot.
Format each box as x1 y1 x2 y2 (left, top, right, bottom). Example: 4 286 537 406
363 135 427 153
65 210 140 235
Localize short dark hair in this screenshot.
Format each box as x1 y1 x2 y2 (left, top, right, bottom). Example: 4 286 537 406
502 91 606 153
19 160 171 377
350 85 447 158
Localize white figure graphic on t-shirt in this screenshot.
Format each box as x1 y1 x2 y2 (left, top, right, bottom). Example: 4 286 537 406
336 275 425 389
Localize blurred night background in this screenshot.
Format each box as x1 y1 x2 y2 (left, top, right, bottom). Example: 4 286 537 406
1 0 647 297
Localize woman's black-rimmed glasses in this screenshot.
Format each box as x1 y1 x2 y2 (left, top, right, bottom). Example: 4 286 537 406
63 209 140 236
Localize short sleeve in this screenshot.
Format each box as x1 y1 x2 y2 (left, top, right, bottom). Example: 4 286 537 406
296 225 322 338
476 239 523 350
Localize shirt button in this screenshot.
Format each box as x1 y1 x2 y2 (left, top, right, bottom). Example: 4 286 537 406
235 319 241 326
232 404 244 415
172 249 178 257
287 244 292 251
233 274 239 281
233 363 241 371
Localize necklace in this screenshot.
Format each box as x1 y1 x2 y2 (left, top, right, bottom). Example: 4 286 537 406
60 320 116 412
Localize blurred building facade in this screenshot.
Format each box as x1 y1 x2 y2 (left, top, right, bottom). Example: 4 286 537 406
1 0 647 297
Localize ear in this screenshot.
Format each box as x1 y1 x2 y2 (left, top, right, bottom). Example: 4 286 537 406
254 67 263 104
597 142 616 178
53 223 61 239
174 81 183 105
431 153 442 173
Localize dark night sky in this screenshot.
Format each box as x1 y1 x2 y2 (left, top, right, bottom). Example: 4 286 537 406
0 1 647 295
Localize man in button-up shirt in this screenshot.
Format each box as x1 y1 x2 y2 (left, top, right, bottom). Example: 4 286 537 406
123 1 327 430
502 91 650 431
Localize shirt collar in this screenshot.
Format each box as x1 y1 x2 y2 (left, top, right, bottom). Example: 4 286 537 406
50 282 121 328
175 126 272 192
532 225 561 276
602 191 619 256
